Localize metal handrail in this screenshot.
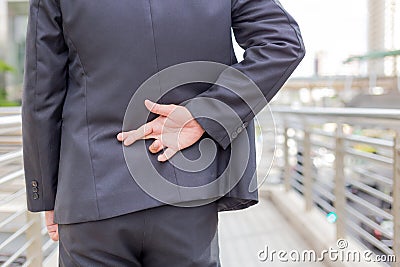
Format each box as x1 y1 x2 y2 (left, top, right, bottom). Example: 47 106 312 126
0 169 24 186
346 206 392 239
271 106 400 119
0 150 23 165
347 220 393 255
0 209 25 229
0 115 21 127
352 167 393 186
0 220 34 251
346 147 393 164
0 107 21 116
0 108 55 267
349 179 393 203
345 134 393 148
269 105 400 263
0 188 26 206
2 238 34 267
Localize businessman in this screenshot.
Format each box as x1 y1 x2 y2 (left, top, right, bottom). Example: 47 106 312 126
22 0 305 266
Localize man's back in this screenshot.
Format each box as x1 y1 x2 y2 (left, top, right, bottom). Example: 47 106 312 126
22 0 305 224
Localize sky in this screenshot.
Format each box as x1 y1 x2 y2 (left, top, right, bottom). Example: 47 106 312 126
234 0 368 77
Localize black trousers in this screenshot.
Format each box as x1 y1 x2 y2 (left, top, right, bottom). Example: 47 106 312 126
58 202 220 267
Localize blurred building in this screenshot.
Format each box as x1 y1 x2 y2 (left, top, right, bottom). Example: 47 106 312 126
0 0 28 101
276 0 400 108
368 0 399 76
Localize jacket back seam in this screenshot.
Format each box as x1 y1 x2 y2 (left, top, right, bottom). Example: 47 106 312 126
147 0 182 202
60 21 101 220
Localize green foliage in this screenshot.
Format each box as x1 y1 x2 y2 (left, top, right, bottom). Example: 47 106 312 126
0 99 20 106
0 60 19 106
0 60 15 73
0 88 19 106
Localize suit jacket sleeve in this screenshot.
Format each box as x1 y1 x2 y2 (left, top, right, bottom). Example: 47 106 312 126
22 0 68 212
184 0 305 149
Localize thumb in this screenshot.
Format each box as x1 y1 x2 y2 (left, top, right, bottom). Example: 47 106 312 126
145 100 175 116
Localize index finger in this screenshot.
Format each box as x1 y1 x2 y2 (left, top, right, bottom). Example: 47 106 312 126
122 123 154 146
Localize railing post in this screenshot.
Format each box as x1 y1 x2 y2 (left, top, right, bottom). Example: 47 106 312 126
25 211 43 267
283 125 291 192
303 125 313 211
334 123 346 240
393 130 400 265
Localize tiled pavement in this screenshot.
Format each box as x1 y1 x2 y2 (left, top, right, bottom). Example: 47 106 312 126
218 196 326 267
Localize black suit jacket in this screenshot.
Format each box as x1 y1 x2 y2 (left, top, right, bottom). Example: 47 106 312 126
22 0 305 224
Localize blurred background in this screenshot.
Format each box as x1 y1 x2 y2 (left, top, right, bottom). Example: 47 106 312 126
0 0 400 266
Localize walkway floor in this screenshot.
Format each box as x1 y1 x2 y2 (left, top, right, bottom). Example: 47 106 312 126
219 195 326 267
